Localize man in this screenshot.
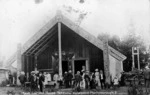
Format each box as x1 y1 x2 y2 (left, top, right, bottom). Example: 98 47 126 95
63 71 68 88
84 71 90 89
29 72 38 92
144 65 150 87
99 70 105 89
90 76 96 89
67 70 73 87
75 71 82 92
39 72 45 92
9 72 13 85
119 72 125 86
18 71 26 89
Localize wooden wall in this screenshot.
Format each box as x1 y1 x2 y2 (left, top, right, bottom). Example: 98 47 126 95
27 24 104 73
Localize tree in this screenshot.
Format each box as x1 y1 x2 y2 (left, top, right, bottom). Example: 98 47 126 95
97 32 147 72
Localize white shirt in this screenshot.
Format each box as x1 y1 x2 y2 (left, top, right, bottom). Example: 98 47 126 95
100 74 103 80
46 73 51 81
53 74 59 82
114 78 119 85
95 72 100 80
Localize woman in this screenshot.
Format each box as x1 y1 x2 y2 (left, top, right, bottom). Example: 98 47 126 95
43 72 48 88
95 69 101 88
53 72 59 88
80 71 85 89
47 72 51 84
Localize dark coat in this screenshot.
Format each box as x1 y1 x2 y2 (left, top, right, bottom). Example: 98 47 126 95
75 74 82 82
90 78 96 89
63 73 68 81
84 75 90 81
144 69 150 80
67 73 73 80
29 75 38 89
39 75 44 85
19 75 26 84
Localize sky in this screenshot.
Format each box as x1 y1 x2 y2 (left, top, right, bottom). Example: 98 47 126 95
0 0 150 62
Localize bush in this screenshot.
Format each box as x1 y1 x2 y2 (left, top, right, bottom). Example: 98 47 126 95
0 80 9 87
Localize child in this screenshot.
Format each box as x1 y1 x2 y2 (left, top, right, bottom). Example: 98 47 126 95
113 76 119 90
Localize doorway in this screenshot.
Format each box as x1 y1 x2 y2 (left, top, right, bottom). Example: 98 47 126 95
62 61 68 74
74 60 86 74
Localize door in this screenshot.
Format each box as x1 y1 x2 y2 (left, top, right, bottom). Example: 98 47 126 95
62 61 68 74
74 60 86 74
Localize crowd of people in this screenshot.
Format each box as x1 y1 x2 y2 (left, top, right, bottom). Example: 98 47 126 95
18 71 49 92
17 66 124 92
8 63 150 93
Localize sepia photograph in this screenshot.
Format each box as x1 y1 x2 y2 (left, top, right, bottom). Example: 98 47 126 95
0 0 150 95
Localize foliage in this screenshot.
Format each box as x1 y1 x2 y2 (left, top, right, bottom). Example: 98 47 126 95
97 31 148 72
0 80 9 87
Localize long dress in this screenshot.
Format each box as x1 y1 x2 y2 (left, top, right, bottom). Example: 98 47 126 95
95 72 101 87
80 73 85 89
53 74 59 88
43 74 48 86
47 73 51 82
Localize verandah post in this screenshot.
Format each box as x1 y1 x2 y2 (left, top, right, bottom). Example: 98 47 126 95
58 22 62 78
103 38 111 85
17 43 22 85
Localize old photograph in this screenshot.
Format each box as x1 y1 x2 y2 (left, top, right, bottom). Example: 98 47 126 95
0 0 150 95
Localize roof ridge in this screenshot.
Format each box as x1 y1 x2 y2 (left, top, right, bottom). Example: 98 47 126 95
5 10 126 67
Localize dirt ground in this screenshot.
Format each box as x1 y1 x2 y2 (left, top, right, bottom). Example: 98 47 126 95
0 86 128 95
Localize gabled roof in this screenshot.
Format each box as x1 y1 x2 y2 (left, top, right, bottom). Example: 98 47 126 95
6 11 126 67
